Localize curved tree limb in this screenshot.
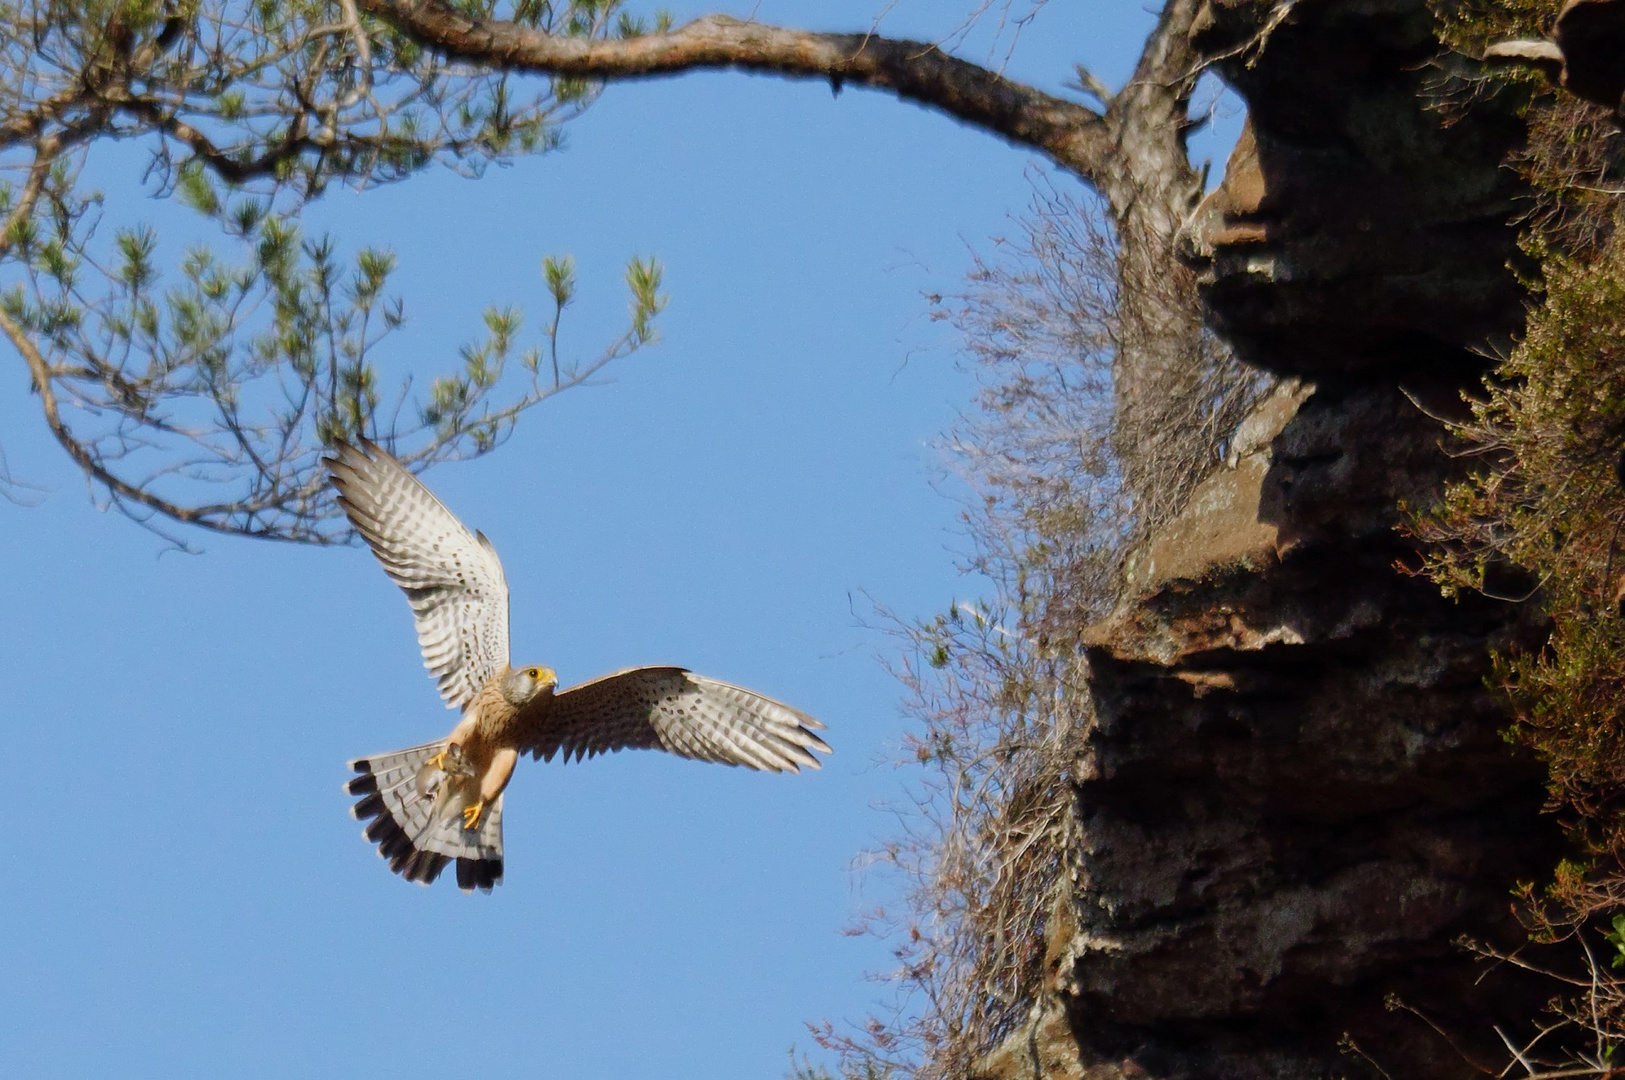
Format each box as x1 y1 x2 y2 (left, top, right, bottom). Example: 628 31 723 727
355 0 1223 519
355 4 1115 184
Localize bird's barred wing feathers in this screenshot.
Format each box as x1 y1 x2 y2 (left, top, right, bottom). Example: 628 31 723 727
326 438 510 712
520 667 831 772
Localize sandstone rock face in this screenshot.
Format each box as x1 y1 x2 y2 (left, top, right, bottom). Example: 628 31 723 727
1058 383 1555 1079
1180 0 1529 379
989 2 1569 1077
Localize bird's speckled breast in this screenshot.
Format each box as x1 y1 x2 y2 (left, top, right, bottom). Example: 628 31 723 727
458 673 524 768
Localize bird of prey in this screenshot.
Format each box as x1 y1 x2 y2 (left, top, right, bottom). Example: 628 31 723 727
328 438 830 893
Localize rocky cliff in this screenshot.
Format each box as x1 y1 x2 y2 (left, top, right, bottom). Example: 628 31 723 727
980 3 1571 1077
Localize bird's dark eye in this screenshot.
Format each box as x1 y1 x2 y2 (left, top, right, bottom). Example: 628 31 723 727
526 668 538 678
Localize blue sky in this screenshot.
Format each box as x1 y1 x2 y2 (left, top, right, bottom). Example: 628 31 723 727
0 4 1240 1077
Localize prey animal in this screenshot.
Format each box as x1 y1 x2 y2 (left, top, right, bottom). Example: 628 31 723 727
329 438 830 892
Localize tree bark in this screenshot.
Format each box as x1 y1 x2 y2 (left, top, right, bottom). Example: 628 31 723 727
358 4 1116 181
1090 0 1214 525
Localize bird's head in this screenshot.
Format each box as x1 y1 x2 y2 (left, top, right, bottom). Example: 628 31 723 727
503 665 558 706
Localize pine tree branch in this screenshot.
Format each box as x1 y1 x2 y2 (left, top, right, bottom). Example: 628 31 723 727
355 4 1114 183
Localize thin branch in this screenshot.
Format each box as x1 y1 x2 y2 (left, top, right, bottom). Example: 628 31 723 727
1386 995 1500 1076
1067 64 1113 109
117 97 319 184
0 284 249 538
1496 1024 1542 1078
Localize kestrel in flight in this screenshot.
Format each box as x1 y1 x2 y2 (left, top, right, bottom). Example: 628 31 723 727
328 438 830 893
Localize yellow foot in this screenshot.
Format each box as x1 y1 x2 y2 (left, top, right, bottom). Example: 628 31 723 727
462 800 486 831
427 750 449 770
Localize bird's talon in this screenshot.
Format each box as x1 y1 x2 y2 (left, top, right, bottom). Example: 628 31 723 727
427 750 448 770
462 801 485 830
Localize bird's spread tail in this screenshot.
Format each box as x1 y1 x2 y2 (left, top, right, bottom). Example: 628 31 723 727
345 741 504 892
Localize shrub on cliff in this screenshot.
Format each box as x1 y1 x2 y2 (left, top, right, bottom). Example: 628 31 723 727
1417 2 1625 1054
812 177 1263 1080
1418 236 1625 872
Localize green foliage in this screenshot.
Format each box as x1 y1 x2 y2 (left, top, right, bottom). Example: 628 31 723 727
543 253 576 308
1413 188 1625 1074
1431 0 1625 258
1518 97 1625 260
1412 16 1625 1059
624 254 666 344
0 0 668 541
1606 913 1625 968
1418 238 1625 862
1432 0 1557 51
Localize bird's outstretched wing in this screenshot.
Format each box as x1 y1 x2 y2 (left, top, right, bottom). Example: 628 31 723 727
327 438 510 712
520 667 830 772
